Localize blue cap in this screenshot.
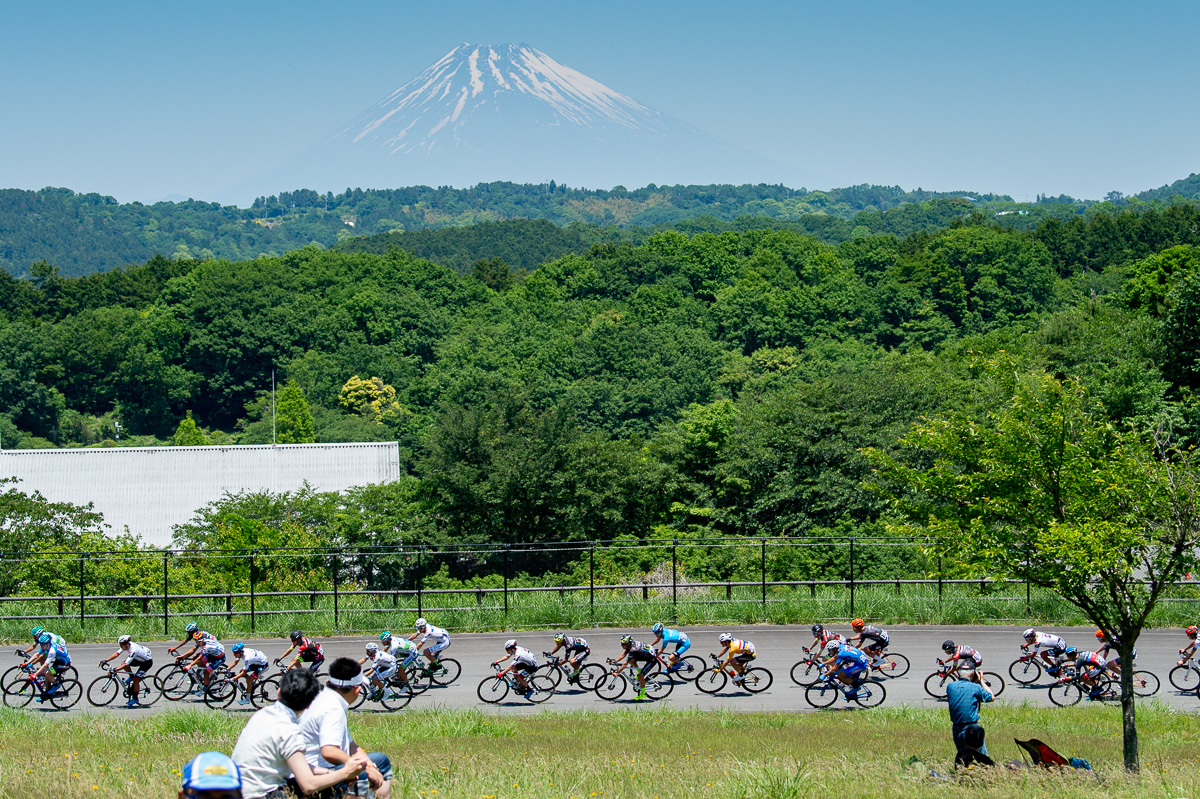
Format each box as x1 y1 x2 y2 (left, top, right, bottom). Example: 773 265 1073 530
181 752 241 791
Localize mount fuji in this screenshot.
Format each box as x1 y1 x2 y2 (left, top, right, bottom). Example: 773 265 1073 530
229 43 824 202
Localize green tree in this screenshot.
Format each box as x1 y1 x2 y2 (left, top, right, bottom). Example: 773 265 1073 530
276 379 315 443
866 358 1200 771
172 410 208 446
0 477 105 595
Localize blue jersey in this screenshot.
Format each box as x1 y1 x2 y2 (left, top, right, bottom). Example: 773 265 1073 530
44 644 71 665
660 628 687 645
835 645 869 668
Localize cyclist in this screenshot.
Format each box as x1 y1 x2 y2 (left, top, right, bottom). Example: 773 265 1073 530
380 631 420 690
408 618 452 673
1021 628 1068 674
280 630 325 672
941 640 982 678
168 622 212 657
1178 625 1198 664
822 639 870 699
228 642 270 705
491 639 539 700
716 633 757 685
1065 646 1107 699
649 623 691 674
360 643 401 701
847 619 890 661
180 630 227 691
613 634 657 701
1094 630 1136 678
808 624 846 655
98 635 153 708
546 633 590 684
21 626 65 658
29 633 71 700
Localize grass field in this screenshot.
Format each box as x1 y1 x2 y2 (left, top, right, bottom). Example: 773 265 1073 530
1 704 1198 798
4 583 1200 643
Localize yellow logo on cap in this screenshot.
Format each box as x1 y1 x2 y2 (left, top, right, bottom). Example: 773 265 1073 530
203 766 230 775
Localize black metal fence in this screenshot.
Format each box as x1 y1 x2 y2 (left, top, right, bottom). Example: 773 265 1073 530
1 537 1196 634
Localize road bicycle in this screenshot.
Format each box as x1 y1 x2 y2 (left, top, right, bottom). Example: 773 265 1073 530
1007 647 1068 685
591 657 675 701
3 670 81 710
652 651 706 682
410 655 461 687
789 649 825 687
1168 654 1200 692
476 664 555 704
87 661 160 707
865 650 910 679
695 653 772 695
804 674 886 708
1048 668 1159 705
923 660 1005 699
160 657 235 702
347 671 415 712
536 653 605 690
3 649 78 694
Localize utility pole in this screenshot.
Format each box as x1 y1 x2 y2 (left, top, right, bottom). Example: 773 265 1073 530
271 369 277 446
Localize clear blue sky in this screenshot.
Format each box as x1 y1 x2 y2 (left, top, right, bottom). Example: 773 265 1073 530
1 0 1196 204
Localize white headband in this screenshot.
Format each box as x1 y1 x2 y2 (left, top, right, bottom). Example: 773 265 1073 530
328 674 364 688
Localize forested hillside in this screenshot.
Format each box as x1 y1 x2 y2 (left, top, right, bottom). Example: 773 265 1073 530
4 204 1200 548
0 181 1103 278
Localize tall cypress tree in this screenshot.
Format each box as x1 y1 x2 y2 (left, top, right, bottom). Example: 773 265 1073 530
276 380 315 444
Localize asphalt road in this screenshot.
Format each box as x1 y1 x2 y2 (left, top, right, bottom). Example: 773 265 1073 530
8 624 1199 716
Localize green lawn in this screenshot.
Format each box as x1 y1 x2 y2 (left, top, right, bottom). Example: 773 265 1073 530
1 704 1197 798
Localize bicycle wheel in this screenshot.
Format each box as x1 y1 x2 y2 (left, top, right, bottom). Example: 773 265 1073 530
643 673 674 700
477 676 509 704
923 672 949 699
535 663 563 689
86 675 121 707
790 659 822 687
1132 670 1160 697
4 678 35 708
741 667 773 694
255 677 280 706
668 655 706 682
404 664 433 694
380 686 414 711
134 675 162 707
1008 658 1043 685
695 668 728 695
159 667 194 701
854 680 886 708
204 677 237 709
1168 665 1198 692
981 672 1005 697
154 662 179 686
1049 682 1083 706
875 653 909 679
577 663 608 691
1 665 30 695
50 679 81 710
595 672 627 701
527 674 556 704
429 658 461 686
804 681 840 708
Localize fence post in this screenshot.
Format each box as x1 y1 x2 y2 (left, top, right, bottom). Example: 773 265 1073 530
333 549 341 633
761 537 767 618
938 556 943 608
503 546 509 620
79 552 86 628
417 547 423 619
226 592 232 621
249 550 256 634
162 550 170 636
589 541 595 623
848 539 855 617
1026 559 1031 614
671 540 677 618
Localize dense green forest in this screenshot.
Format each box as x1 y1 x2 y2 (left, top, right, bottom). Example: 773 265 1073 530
5 179 1157 279
4 201 1200 556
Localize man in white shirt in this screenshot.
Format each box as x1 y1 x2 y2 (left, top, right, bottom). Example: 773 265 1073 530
232 669 368 799
298 658 392 798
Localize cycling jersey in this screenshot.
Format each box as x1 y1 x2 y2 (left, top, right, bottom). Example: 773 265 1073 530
296 639 324 663
858 626 889 646
1075 650 1106 670
818 631 847 648
950 646 981 666
728 640 756 660
386 637 419 661
124 643 153 665
660 629 690 654
560 636 589 653
511 646 538 671
1029 632 1066 651
834 644 870 675
368 649 398 677
418 624 450 644
241 648 269 668
43 643 71 665
36 632 67 648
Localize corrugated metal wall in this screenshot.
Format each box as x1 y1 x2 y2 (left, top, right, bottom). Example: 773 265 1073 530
0 443 400 546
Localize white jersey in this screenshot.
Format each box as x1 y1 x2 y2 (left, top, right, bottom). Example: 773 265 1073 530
369 649 397 670
512 646 537 667
242 648 269 667
124 643 152 664
1031 632 1066 651
418 624 450 644
387 638 417 658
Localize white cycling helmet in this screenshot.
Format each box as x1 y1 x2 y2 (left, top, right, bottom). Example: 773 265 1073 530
825 639 841 652
718 633 732 644
365 642 378 653
415 617 427 630
504 639 517 650
117 635 132 645
1022 628 1036 639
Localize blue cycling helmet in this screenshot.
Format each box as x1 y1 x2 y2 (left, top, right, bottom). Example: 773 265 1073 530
184 622 198 634
380 631 392 642
31 626 44 638
1064 646 1078 657
38 633 51 644
231 642 244 655
652 622 664 634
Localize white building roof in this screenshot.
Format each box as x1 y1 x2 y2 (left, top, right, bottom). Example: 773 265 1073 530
0 442 400 547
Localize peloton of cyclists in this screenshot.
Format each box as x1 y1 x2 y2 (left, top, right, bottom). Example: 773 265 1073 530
612 635 657 701
546 633 590 684
409 618 452 673
98 635 153 707
491 639 539 700
1021 628 1068 675
227 642 270 705
280 630 325 672
941 640 983 678
649 623 691 675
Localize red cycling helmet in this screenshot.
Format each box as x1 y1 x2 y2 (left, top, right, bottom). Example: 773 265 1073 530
850 618 865 632
1187 625 1198 638
1095 629 1106 640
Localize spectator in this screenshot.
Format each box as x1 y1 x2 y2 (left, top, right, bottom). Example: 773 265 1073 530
298 656 393 798
232 669 369 799
946 671 995 767
180 751 242 799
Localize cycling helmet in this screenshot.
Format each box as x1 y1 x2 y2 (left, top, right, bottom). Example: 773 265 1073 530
1064 646 1077 657
380 631 392 642
185 622 198 634
289 630 303 641
1022 628 1036 640
365 643 379 654
117 635 132 646
231 642 244 655
415 617 428 630
718 633 733 644
31 626 44 638
941 640 955 653
504 639 517 651
1095 629 1106 640
851 618 865 632
620 634 633 646
825 639 841 652
192 631 203 641
811 624 824 636
553 633 566 644
652 622 664 634
1187 625 1198 638
38 633 51 644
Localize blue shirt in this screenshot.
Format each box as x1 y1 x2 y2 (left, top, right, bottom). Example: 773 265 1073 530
947 680 992 725
661 629 686 644
835 645 869 667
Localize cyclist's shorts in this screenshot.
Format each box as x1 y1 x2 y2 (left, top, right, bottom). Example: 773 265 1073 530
733 652 756 664
299 648 324 663
841 662 867 678
1043 645 1064 656
374 662 398 681
630 650 656 665
205 652 227 665
513 661 536 674
1083 665 1105 680
246 662 268 675
567 647 590 663
399 651 420 669
427 637 451 655
864 640 887 652
128 658 153 677
672 636 691 655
